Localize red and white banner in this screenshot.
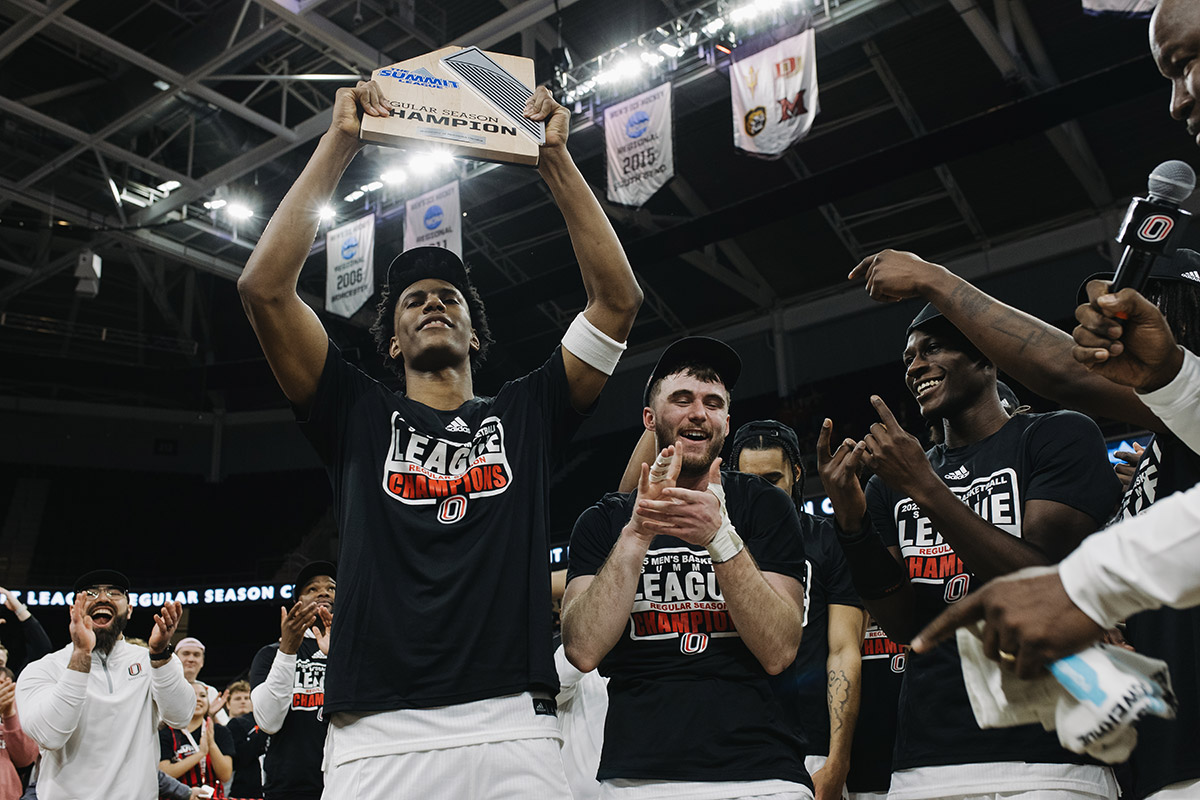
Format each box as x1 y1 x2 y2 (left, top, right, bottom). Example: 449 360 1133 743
731 28 819 158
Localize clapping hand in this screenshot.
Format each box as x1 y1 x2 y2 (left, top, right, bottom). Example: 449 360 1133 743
148 601 183 655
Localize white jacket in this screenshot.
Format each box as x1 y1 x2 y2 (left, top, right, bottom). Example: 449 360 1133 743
16 640 196 800
1059 347 1200 626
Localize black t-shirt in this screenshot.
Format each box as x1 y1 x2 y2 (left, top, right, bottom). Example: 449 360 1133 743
299 342 584 712
768 512 862 756
866 411 1120 770
225 713 267 800
249 638 326 799
846 619 905 794
567 472 811 786
159 722 235 795
1112 433 1200 799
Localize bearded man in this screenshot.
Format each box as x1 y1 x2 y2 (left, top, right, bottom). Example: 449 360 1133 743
16 569 195 800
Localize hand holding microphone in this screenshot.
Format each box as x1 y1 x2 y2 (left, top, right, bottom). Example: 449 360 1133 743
1072 161 1193 389
1109 160 1195 301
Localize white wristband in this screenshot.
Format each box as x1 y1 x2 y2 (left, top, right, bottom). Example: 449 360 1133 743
707 524 744 564
704 482 744 563
562 312 627 376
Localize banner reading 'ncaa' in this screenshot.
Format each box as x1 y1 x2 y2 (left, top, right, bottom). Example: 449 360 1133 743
605 82 674 207
325 213 375 318
404 180 462 257
731 28 819 159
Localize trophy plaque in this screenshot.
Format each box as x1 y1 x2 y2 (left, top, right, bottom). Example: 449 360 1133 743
360 46 545 167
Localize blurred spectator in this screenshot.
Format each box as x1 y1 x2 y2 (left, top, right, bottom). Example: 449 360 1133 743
158 682 233 798
0 667 36 800
175 639 229 725
16 569 194 800
0 589 52 674
224 680 265 800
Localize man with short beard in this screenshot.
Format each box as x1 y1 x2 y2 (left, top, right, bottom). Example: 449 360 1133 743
563 337 813 799
15 569 195 800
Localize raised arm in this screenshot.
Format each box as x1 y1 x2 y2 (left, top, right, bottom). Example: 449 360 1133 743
562 451 679 672
238 81 390 412
849 250 1165 432
618 429 658 493
817 418 916 643
16 593 94 750
527 88 643 412
816 605 867 800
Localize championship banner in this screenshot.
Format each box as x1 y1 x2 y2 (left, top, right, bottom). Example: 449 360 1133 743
605 82 674 207
325 213 375 318
731 28 819 158
404 180 462 256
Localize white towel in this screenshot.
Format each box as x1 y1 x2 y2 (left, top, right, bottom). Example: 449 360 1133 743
956 623 1177 763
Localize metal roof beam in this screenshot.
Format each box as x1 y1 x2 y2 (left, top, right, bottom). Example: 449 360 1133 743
948 0 1112 207
7 0 296 141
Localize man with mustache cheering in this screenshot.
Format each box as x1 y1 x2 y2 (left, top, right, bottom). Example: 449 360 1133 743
15 569 196 800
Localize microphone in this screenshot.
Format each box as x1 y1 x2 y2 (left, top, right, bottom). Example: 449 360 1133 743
1110 160 1196 295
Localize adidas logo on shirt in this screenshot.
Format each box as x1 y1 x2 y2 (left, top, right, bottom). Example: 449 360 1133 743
944 466 970 480
1182 270 1200 284
445 416 471 434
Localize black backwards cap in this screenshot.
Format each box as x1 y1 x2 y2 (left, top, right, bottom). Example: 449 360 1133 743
730 420 804 475
1076 248 1200 304
73 569 131 594
643 336 742 406
294 561 336 596
385 247 472 299
907 302 949 336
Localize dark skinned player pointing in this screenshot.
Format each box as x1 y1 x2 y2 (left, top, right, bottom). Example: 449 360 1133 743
818 307 1121 800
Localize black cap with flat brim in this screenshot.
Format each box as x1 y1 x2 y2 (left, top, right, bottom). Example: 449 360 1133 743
643 336 741 406
385 247 471 300
294 561 336 596
1076 248 1200 304
73 569 131 594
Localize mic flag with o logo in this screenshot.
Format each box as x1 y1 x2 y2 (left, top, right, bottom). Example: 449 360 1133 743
605 82 674 207
731 27 819 159
404 180 462 257
325 213 376 318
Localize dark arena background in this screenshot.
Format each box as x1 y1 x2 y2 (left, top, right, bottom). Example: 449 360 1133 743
0 0 1185 685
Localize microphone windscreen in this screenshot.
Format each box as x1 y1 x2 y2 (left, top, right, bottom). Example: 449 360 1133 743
1148 160 1196 204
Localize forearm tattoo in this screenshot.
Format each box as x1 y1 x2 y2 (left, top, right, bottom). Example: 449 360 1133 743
828 668 851 735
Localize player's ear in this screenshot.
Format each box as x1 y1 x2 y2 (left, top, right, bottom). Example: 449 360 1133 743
389 336 402 360
469 328 480 353
643 406 655 431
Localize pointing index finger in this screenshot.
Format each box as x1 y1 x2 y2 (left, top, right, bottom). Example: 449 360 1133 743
870 395 899 428
911 592 985 652
848 253 877 281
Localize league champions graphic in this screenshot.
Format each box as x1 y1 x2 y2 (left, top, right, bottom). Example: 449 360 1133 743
293 653 326 712
629 546 738 655
894 467 1022 602
381 412 513 524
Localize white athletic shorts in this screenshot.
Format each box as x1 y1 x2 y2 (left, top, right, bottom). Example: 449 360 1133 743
804 755 848 800
320 736 572 799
